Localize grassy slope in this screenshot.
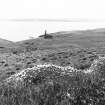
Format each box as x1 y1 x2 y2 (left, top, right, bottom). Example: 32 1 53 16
0 38 18 53
0 28 105 104
0 28 103 82
15 28 105 55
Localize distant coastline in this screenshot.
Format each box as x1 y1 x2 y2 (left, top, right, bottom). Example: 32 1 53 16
0 21 105 42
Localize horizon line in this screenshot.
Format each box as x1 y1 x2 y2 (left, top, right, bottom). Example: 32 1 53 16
0 18 105 22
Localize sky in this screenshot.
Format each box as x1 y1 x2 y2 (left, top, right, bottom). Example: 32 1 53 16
23 0 105 20
0 0 105 41
0 0 104 19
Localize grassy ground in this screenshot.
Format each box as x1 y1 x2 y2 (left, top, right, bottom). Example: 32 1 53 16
0 57 105 105
16 28 105 54
0 48 98 82
0 28 105 104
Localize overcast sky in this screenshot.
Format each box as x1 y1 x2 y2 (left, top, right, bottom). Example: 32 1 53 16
0 0 105 41
0 0 104 19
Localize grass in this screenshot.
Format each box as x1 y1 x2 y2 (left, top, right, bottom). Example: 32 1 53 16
15 28 105 54
0 56 105 105
41 49 98 68
0 28 105 104
0 47 98 82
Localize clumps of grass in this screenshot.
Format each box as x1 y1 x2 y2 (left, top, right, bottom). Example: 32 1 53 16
4 63 77 85
0 56 105 105
41 49 98 68
0 66 81 105
6 71 15 75
4 63 8 67
0 51 40 81
16 67 20 71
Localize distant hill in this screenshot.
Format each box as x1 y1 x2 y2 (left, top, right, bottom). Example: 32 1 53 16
0 38 15 47
14 28 105 55
0 28 104 54
0 38 18 53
